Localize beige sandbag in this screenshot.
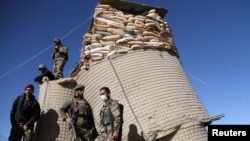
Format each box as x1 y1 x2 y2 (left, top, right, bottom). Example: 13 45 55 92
91 43 103 48
128 40 144 45
102 15 126 24
123 36 134 41
125 25 137 30
135 20 145 26
83 33 92 39
116 38 127 44
150 39 160 42
99 40 115 46
101 34 122 41
90 52 103 57
148 9 156 13
112 30 125 35
96 4 112 10
143 35 160 41
94 23 112 28
91 56 104 62
92 34 103 40
107 28 124 33
95 17 125 28
146 13 157 19
113 16 128 23
145 19 159 24
94 26 108 31
145 22 161 31
144 42 165 48
164 42 172 49
127 23 144 28
145 22 157 27
106 17 125 24
101 9 114 13
135 15 146 21
131 44 142 50
142 31 159 37
128 17 145 23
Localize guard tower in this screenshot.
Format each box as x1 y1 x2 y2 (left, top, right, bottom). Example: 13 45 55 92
35 0 213 140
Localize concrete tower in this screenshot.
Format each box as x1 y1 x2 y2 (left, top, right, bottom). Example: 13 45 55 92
35 0 213 140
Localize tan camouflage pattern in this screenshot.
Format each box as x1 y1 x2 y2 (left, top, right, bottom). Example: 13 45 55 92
95 99 121 141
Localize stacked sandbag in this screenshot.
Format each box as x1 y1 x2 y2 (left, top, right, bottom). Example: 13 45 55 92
82 3 178 63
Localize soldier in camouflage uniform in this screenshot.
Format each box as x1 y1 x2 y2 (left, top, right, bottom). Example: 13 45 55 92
95 87 122 141
59 84 96 141
52 38 68 79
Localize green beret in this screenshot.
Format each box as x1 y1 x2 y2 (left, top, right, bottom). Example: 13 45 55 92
73 84 85 90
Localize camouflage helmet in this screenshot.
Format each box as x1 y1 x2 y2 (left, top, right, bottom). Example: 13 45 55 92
73 84 85 90
54 38 61 43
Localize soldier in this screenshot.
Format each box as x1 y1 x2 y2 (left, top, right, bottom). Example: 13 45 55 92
34 64 55 84
8 84 41 141
95 87 122 141
52 37 68 79
59 84 96 141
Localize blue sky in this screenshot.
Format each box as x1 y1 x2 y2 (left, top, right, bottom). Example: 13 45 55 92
1 0 250 139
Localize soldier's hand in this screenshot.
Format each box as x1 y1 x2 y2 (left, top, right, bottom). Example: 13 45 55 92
65 117 72 124
112 131 119 140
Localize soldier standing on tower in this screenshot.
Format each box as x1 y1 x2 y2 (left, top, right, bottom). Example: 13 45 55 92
52 38 68 79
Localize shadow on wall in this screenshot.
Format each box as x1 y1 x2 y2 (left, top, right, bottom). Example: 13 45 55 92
34 109 60 141
127 124 145 141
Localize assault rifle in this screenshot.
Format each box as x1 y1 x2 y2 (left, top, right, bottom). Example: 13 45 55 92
67 110 77 141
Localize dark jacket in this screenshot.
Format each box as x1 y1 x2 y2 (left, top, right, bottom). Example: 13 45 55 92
34 69 55 84
10 94 41 128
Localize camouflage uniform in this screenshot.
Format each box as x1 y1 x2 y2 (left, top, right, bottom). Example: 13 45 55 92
52 38 68 79
60 97 95 141
95 99 122 141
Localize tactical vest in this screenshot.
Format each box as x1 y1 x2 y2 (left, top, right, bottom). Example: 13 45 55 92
100 105 113 126
54 45 68 61
73 98 89 116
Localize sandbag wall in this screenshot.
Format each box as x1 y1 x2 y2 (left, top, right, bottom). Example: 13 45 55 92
81 3 178 64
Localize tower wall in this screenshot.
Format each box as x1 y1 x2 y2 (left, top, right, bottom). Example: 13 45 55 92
75 50 209 140
34 81 76 141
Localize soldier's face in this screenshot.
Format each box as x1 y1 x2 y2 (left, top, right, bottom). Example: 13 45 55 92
25 88 33 96
76 89 84 96
99 90 110 98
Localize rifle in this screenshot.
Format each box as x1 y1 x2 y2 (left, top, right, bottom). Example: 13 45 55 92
68 107 77 141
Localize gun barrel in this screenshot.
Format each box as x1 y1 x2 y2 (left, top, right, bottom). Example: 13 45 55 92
210 114 225 122
68 111 77 141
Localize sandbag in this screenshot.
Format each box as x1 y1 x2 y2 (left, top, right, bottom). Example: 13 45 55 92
101 34 122 41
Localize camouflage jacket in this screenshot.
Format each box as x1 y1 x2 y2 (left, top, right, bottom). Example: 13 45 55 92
52 45 68 61
100 99 122 132
59 97 95 129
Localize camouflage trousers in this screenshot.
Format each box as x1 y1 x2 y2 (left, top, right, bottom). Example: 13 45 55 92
8 123 34 141
53 58 66 79
68 128 92 141
95 125 114 141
